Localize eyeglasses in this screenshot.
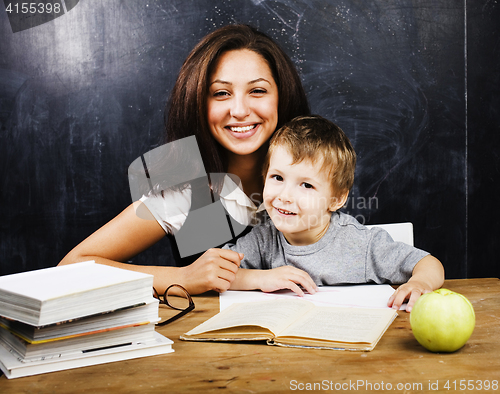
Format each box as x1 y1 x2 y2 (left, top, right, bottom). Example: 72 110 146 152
153 284 195 326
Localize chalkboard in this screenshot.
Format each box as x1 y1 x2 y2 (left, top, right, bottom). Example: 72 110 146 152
1 0 499 279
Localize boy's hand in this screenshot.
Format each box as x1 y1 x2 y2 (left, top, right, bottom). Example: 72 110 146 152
259 266 318 297
230 266 318 296
388 255 445 312
387 279 432 312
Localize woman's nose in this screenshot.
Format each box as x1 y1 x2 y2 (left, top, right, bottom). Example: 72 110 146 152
230 95 250 119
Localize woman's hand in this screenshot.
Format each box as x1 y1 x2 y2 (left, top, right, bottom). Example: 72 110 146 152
179 248 243 295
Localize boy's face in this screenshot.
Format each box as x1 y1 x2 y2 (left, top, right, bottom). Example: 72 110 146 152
263 146 346 246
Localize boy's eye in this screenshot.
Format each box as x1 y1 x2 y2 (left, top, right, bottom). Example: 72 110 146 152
271 174 283 182
301 182 314 189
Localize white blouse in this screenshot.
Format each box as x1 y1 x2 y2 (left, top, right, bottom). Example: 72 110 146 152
140 175 265 235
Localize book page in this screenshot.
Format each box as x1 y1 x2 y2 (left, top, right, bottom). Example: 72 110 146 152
220 284 398 312
184 298 314 337
277 306 397 344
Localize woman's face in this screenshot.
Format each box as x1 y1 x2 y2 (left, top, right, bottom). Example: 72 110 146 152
207 49 279 158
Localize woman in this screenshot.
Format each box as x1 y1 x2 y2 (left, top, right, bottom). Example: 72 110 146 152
59 24 310 295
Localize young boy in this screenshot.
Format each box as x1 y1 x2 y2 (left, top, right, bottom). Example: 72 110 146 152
224 115 444 312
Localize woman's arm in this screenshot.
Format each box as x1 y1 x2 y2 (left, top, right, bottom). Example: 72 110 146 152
387 255 445 312
59 201 241 295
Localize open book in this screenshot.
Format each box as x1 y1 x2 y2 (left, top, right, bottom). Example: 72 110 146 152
181 298 398 351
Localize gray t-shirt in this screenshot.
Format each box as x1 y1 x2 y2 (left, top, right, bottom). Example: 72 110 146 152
223 211 429 285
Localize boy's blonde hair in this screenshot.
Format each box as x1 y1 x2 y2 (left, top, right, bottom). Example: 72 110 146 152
263 115 357 197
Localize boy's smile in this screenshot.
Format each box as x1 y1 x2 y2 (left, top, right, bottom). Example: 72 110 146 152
263 147 347 246
275 207 297 215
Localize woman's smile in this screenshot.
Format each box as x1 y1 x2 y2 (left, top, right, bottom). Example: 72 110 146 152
226 123 259 139
228 124 257 133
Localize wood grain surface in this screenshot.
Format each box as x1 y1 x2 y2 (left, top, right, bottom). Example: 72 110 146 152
1 279 499 393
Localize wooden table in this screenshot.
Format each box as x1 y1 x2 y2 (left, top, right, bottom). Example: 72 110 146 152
1 279 499 393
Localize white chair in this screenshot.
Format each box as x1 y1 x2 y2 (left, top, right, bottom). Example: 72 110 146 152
366 222 414 246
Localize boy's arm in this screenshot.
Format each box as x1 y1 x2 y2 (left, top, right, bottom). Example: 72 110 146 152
387 255 445 312
229 266 318 297
224 222 317 296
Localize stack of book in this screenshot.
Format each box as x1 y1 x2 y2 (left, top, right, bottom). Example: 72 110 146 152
0 261 173 379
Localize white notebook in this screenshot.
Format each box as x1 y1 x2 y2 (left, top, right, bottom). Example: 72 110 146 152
0 331 173 379
0 261 154 326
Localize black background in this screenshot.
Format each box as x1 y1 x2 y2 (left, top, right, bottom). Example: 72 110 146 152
0 0 499 279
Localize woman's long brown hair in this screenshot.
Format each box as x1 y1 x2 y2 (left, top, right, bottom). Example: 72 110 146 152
163 24 310 178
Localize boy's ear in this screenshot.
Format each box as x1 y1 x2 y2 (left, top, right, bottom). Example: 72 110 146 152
329 192 349 212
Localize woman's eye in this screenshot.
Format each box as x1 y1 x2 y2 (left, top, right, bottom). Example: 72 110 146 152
251 88 267 95
213 91 229 98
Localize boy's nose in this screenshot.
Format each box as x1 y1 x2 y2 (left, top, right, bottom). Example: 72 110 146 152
278 186 294 203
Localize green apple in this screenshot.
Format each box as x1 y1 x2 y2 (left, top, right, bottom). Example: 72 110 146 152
410 288 475 352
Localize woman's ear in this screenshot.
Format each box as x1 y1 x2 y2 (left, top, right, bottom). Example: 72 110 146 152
329 191 349 212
